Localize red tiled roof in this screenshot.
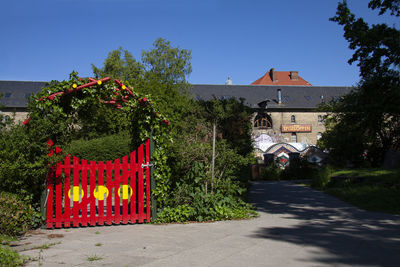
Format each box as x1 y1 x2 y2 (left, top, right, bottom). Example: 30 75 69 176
251 69 312 86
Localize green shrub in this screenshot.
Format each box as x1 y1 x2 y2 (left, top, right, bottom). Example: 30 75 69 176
0 245 25 267
191 191 257 222
156 184 257 223
0 125 49 203
65 131 131 161
155 205 196 223
281 157 317 180
261 162 282 180
311 165 333 189
0 192 36 236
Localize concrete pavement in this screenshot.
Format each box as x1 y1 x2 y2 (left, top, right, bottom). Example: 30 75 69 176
18 181 400 266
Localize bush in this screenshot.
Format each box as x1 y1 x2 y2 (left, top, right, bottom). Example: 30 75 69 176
281 157 317 180
155 205 196 223
0 192 37 236
0 125 49 203
261 161 282 180
65 131 131 161
156 192 257 223
0 245 25 267
311 165 333 189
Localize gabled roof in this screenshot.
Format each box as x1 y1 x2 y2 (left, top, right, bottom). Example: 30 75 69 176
0 80 351 110
252 68 312 86
0 81 46 108
191 84 351 109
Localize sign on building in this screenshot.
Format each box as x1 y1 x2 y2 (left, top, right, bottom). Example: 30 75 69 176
281 124 312 133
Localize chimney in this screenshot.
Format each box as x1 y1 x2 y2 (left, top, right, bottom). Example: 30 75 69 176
277 89 282 104
225 76 233 85
290 71 299 80
269 68 276 82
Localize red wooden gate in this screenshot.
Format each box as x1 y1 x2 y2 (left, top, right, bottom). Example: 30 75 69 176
45 139 151 228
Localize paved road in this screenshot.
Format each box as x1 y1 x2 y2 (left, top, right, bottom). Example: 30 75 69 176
18 181 400 266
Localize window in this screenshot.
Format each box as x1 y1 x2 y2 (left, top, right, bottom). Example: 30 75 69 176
283 95 290 102
317 132 322 140
291 133 297 142
25 93 32 99
4 92 11 98
291 115 296 123
304 96 312 101
254 113 272 129
318 115 323 124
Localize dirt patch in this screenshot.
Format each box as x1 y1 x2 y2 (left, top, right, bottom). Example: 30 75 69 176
47 234 64 239
26 230 46 235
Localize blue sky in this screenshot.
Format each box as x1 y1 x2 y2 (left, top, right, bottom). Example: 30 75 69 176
0 0 397 86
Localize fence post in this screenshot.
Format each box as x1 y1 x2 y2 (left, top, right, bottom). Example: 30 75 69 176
150 128 157 221
40 185 47 229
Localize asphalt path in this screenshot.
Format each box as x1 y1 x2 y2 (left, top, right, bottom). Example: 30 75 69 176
18 181 400 266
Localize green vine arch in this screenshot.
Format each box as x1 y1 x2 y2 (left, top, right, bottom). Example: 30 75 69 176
24 72 172 207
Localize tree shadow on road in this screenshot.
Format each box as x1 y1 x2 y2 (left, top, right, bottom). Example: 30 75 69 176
249 181 400 266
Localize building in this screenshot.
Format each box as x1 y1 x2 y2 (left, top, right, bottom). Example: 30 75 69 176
0 71 351 161
191 83 351 159
0 80 46 122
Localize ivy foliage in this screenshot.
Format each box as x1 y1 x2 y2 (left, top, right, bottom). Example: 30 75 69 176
22 72 172 205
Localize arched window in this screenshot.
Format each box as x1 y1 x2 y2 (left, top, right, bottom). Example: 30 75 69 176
254 113 272 129
291 115 296 123
318 115 323 124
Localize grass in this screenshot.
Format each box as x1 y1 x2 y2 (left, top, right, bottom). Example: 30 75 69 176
39 241 61 250
0 234 17 245
320 167 400 215
94 243 102 246
0 235 26 266
19 241 61 252
87 254 103 261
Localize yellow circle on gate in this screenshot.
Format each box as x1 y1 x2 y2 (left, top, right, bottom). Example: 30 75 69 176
122 85 126 90
68 186 84 202
118 185 132 200
97 80 102 85
93 186 109 200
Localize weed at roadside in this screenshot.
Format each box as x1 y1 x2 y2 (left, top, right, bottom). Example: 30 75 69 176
87 254 103 261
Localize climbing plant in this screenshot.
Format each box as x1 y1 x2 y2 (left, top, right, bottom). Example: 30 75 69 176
25 71 172 207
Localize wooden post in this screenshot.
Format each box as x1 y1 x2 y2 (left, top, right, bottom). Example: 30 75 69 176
150 129 157 221
211 121 216 194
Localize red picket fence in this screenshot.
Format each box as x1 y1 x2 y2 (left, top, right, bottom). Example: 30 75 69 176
45 139 151 229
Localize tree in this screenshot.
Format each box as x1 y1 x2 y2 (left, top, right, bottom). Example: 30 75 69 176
320 0 400 166
92 47 144 85
330 0 400 79
92 38 193 123
142 38 192 84
91 40 256 221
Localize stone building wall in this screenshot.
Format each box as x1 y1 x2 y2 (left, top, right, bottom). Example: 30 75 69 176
0 110 29 123
252 111 326 148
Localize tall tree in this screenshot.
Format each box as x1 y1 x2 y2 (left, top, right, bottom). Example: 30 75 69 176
142 38 192 84
92 47 144 83
320 0 400 165
139 38 193 124
92 38 193 123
